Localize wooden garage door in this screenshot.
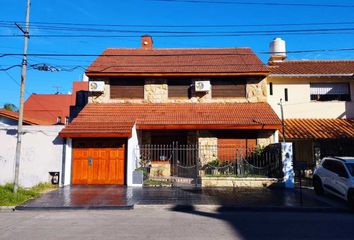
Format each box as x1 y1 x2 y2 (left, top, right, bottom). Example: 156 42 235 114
72 139 125 185
218 138 257 161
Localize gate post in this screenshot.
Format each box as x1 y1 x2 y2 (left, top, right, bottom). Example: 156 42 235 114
281 142 294 188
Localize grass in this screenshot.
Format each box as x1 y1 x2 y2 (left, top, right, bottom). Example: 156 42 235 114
0 183 58 206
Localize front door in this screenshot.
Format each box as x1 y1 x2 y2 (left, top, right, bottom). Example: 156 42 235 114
72 139 126 185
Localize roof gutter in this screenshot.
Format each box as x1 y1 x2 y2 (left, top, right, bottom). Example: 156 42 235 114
85 72 270 77
270 74 354 77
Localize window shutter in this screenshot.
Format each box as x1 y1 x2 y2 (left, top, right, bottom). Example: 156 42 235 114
310 83 349 95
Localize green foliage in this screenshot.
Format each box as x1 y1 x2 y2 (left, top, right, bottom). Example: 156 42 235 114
207 160 220 167
0 183 57 206
252 145 265 156
3 103 18 112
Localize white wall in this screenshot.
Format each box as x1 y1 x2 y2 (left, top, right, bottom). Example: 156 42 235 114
126 124 141 186
268 77 354 119
0 125 64 188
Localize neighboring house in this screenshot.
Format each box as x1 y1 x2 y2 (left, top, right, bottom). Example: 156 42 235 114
267 38 354 169
0 109 45 126
0 81 88 187
59 36 282 186
24 81 88 125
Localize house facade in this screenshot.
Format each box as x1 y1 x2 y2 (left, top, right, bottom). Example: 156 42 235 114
267 38 354 169
60 36 282 186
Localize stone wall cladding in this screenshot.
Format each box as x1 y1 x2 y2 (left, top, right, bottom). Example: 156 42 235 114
246 78 267 103
198 136 218 166
257 131 275 147
145 79 168 103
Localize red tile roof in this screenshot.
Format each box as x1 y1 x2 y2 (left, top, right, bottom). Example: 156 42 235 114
86 48 269 76
59 103 281 138
24 94 72 125
0 109 48 125
269 60 354 75
23 81 88 125
282 119 354 140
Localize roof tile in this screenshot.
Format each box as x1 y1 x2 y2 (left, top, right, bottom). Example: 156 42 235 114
269 60 354 75
283 118 354 139
86 48 269 75
60 103 281 137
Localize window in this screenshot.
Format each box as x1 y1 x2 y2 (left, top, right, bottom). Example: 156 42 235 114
65 116 69 125
168 79 191 98
310 83 351 101
322 160 348 178
284 88 288 102
345 163 354 177
56 116 62 124
110 78 145 99
269 82 273 96
212 79 246 98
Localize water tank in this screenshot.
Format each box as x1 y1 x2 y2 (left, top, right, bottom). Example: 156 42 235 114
270 37 286 57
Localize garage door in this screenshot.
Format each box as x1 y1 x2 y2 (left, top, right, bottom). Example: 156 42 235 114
72 139 126 185
218 138 257 161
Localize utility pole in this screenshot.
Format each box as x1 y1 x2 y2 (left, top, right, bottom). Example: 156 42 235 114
278 98 286 143
13 0 31 193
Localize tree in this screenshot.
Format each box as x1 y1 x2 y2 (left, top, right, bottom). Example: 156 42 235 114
3 103 18 112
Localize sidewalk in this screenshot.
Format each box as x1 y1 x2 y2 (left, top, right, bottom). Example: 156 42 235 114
15 185 351 212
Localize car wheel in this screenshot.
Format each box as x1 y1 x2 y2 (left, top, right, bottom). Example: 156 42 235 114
347 190 354 209
313 177 324 195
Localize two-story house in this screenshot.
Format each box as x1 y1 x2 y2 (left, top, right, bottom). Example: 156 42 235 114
267 38 354 170
59 36 281 186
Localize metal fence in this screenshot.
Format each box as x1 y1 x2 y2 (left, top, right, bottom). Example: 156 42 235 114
135 143 283 182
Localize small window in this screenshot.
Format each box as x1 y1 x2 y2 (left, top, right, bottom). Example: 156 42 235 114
56 116 62 124
310 83 351 101
269 82 273 96
284 88 288 102
65 117 69 125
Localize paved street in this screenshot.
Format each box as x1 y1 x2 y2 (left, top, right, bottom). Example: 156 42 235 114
1 208 354 240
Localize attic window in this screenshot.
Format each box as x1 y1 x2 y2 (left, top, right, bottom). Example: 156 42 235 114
310 83 350 101
57 116 62 124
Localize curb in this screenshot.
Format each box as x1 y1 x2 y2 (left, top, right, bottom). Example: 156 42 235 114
15 204 134 211
135 204 352 213
0 206 15 212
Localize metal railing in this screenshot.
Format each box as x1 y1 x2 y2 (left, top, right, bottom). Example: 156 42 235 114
135 143 283 180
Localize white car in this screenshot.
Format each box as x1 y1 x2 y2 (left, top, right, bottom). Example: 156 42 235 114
313 157 354 207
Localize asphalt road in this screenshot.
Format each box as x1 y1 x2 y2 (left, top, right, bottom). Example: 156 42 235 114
1 207 354 240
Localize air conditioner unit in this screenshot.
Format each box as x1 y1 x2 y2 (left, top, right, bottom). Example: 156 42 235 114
89 81 105 92
195 81 211 92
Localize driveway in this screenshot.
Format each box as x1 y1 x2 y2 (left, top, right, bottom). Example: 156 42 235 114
16 185 349 211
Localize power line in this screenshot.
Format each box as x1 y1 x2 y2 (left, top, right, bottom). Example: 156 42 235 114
2 30 354 38
1 47 354 58
148 0 354 8
3 25 354 35
2 20 354 28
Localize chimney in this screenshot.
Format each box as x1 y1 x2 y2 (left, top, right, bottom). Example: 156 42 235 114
141 35 153 49
268 37 286 63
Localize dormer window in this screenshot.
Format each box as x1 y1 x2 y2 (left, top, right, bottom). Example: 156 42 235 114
65 117 69 125
57 116 62 124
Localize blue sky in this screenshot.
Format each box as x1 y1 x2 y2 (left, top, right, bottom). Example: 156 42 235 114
0 0 353 108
